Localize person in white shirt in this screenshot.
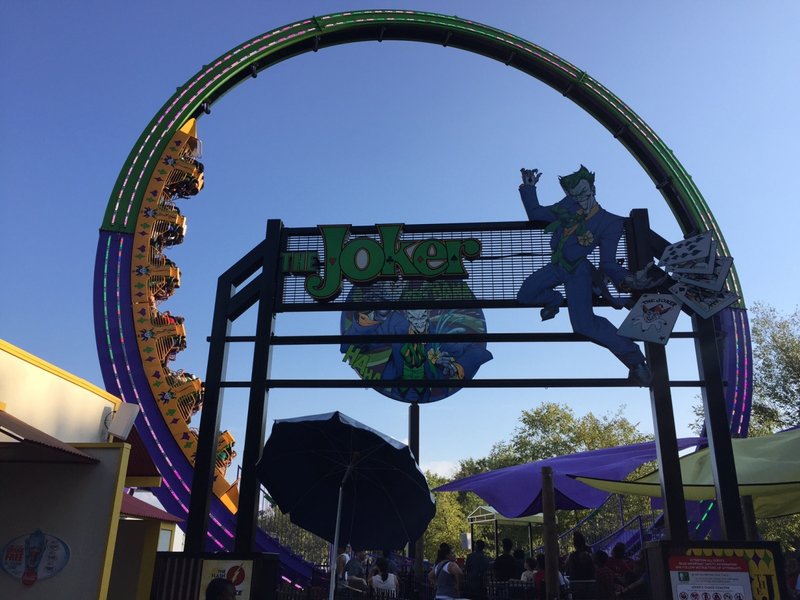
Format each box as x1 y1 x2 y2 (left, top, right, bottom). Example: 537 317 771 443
520 557 536 583
370 557 399 596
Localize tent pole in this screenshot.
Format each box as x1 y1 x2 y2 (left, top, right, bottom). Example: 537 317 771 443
528 523 533 558
542 466 559 600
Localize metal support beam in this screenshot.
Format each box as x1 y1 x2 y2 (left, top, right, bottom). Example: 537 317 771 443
629 209 688 543
694 314 745 540
185 275 234 552
409 403 424 586
235 219 284 552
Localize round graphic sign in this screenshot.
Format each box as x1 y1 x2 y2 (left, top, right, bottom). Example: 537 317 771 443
1 530 70 586
340 280 492 403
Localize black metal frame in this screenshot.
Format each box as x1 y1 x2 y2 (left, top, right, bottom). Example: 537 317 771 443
185 213 744 555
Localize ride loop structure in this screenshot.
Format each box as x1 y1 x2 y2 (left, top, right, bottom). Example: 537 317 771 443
94 10 752 583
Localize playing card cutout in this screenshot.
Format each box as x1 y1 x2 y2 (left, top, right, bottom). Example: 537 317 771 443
672 256 733 292
669 283 738 319
669 241 717 275
659 232 714 268
618 294 682 344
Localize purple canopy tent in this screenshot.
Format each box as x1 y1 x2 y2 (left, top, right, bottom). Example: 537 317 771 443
434 438 704 517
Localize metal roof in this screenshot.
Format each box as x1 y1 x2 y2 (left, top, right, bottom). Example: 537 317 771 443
0 409 97 464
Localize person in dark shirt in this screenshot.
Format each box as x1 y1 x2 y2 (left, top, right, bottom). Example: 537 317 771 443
345 549 368 590
593 551 619 600
464 540 491 599
493 538 520 581
565 531 594 580
606 542 635 585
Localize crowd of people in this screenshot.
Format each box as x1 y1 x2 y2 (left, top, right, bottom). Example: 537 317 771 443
440 532 649 600
335 546 402 596
319 532 651 600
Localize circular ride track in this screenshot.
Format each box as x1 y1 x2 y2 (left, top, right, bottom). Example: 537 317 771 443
93 10 752 579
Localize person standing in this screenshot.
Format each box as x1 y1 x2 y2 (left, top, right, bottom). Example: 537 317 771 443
464 539 491 599
493 538 520 582
520 557 537 583
344 549 369 590
429 543 463 600
565 531 594 581
592 551 619 600
370 557 400 596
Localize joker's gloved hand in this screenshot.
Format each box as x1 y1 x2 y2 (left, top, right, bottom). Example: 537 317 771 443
520 168 541 186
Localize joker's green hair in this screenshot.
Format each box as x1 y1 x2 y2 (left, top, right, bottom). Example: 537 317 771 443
558 165 595 194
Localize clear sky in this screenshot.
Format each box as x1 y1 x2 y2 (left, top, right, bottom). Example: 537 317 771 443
1 1 797 477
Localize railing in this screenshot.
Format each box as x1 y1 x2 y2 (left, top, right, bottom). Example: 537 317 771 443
530 494 661 558
258 491 330 566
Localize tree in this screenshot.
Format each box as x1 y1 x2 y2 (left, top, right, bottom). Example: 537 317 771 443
691 304 800 550
456 402 650 478
449 402 652 551
748 304 800 550
424 471 468 560
749 303 800 435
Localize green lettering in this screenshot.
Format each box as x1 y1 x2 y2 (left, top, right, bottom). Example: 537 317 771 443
340 237 384 283
305 225 348 301
444 238 481 275
413 239 448 277
378 224 417 277
280 252 292 273
343 344 361 365
353 353 370 375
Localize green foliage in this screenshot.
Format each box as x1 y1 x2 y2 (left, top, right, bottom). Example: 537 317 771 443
456 402 650 476
446 402 652 550
749 303 800 434
690 304 800 550
424 471 468 561
258 506 330 565
747 303 800 550
755 514 800 554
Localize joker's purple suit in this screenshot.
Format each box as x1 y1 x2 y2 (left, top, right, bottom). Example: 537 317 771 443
517 184 645 369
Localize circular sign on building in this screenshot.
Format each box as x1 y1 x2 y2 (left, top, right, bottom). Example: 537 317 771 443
1 530 70 586
340 280 492 403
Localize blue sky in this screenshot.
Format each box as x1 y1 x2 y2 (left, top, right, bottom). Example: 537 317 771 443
1 1 797 476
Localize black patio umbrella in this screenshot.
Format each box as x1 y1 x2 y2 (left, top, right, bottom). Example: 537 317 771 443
256 411 435 595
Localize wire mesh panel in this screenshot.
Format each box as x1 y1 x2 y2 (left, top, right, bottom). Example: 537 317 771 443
278 220 631 310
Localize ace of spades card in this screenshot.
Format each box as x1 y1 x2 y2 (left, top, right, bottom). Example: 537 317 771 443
659 232 715 272
669 282 738 319
618 294 683 344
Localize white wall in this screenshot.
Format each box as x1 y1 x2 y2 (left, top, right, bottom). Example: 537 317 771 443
0 444 129 600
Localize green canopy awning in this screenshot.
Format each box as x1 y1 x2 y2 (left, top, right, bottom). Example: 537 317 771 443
576 428 800 518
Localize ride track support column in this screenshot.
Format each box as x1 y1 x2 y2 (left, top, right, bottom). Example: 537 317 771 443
628 209 688 543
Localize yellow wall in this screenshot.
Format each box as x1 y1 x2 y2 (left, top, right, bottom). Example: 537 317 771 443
0 340 119 442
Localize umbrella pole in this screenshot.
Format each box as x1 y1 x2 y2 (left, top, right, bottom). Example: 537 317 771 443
329 465 354 600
